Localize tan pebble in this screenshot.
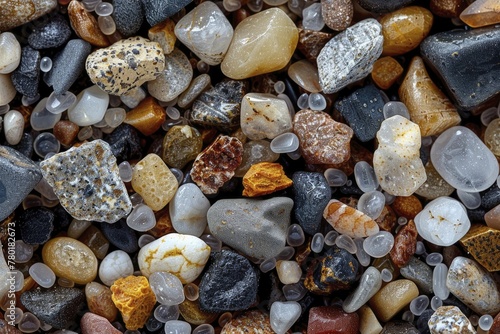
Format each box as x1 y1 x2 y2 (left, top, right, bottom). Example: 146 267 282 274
460 224 500 272
242 162 293 197
221 310 275 334
391 195 422 219
368 279 419 322
323 199 379 238
68 0 110 47
0 0 57 31
85 282 118 322
358 305 383 334
371 56 403 90
430 0 467 17
415 162 455 200
178 299 219 325
148 19 176 54
287 60 322 93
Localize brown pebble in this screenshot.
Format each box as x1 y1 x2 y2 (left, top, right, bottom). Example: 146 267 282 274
68 0 110 47
149 206 175 238
0 319 22 333
80 312 121 334
430 0 466 18
148 19 176 55
78 225 110 260
297 28 334 62
321 0 353 31
371 56 404 90
390 220 418 268
491 311 500 334
53 120 80 147
242 162 293 197
460 224 500 272
85 282 118 323
391 195 422 219
221 310 275 334
178 299 219 325
124 97 166 136
375 205 398 232
307 306 359 334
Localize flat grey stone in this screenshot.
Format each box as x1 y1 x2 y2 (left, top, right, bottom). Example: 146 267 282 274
400 257 433 295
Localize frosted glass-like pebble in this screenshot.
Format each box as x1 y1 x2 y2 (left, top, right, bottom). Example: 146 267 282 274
275 246 295 261
98 250 134 286
283 282 307 301
149 271 185 305
382 101 410 119
297 93 309 109
433 263 449 300
98 15 116 35
287 224 305 247
431 126 499 192
4 109 24 145
34 132 60 158
164 320 191 334
155 305 180 323
199 234 221 252
183 283 199 301
276 261 301 284
308 93 326 111
260 257 276 273
12 270 24 291
380 268 393 282
414 197 470 246
343 266 382 313
95 2 113 16
335 234 357 254
354 161 379 192
31 98 62 131
0 32 21 74
118 161 133 182
324 231 339 246
126 204 156 232
357 191 385 219
431 296 442 311
270 132 300 153
409 295 429 316
46 91 77 114
311 233 324 253
479 314 493 331
270 301 301 334
324 168 348 187
28 262 56 288
456 189 481 209
426 253 443 266
193 324 214 334
67 85 109 126
169 183 210 237
40 57 52 72
302 3 324 31
363 231 394 258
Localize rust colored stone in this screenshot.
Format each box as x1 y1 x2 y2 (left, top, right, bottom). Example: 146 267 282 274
148 19 176 55
491 311 500 334
371 56 404 90
307 306 359 334
53 120 80 147
179 299 219 325
149 206 175 238
124 97 166 136
221 310 275 334
297 28 334 62
80 312 122 334
459 224 500 272
15 105 33 129
460 0 500 28
111 275 156 330
430 0 466 17
391 195 422 219
321 0 353 31
399 56 461 137
375 205 398 232
323 200 379 238
68 0 110 47
86 283 118 323
242 162 293 197
390 220 418 268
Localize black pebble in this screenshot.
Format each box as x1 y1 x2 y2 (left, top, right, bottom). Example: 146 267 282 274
142 0 194 26
5 133 33 159
113 0 144 37
358 0 416 13
11 46 41 98
100 219 138 253
18 207 54 245
28 13 71 49
480 184 500 210
104 124 142 161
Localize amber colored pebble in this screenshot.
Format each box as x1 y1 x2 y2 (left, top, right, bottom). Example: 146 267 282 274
295 239 312 266
68 0 110 47
371 56 403 90
78 225 110 260
460 0 500 28
460 224 500 272
53 120 80 147
13 105 33 129
111 275 156 331
375 205 397 232
372 255 400 280
368 279 419 322
430 0 466 17
86 282 119 322
148 19 176 55
399 56 461 137
242 162 293 197
380 6 433 56
124 97 166 136
391 195 422 219
149 206 175 238
200 128 219 146
297 28 334 62
179 299 219 325
390 220 418 268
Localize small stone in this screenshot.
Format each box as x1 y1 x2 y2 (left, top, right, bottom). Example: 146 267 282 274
40 140 132 223
430 0 466 17
317 19 383 94
112 0 144 37
169 183 210 237
162 125 203 169
269 301 301 334
293 172 332 235
148 19 176 54
85 282 118 322
428 306 476 334
221 8 298 79
124 97 165 136
297 28 333 62
391 195 422 219
0 32 21 74
178 299 219 325
242 162 292 197
460 0 500 28
142 0 193 26
389 219 418 267
0 0 57 31
0 74 17 106
485 118 500 157
368 279 419 322
485 204 500 230
67 85 109 127
190 80 247 132
177 74 211 108
293 109 353 165
0 319 22 334
87 36 165 96
459 224 500 272
3 110 24 146
276 261 302 284
321 0 352 31
381 321 420 334
103 124 142 161
358 305 383 334
28 13 71 49
287 60 321 93
18 207 54 245
20 286 84 329
235 140 280 177
199 250 259 312
302 3 324 31
100 219 138 253
68 0 110 47
308 306 359 334
415 162 455 200
81 312 121 334
371 56 404 90
221 310 275 334
99 250 134 286
323 199 379 238
342 266 382 313
53 120 79 147
190 135 243 195
111 275 156 331
207 197 293 260
492 312 500 334
11 46 40 98
358 0 416 13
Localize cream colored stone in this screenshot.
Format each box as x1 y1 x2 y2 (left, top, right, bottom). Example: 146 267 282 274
138 233 211 284
368 279 419 322
132 154 178 211
358 305 383 334
287 60 321 93
0 74 17 105
221 8 298 80
276 260 302 284
0 33 21 74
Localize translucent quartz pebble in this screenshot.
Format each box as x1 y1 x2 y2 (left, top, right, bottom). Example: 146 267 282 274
67 219 92 239
0 32 21 74
130 193 144 208
354 238 371 267
343 266 382 313
354 161 379 192
324 231 339 246
380 268 393 282
155 305 180 323
426 253 443 266
431 296 442 311
275 246 295 261
98 15 116 35
335 234 357 254
138 234 155 248
485 118 500 156
0 104 9 114
311 233 324 253
481 106 498 126
170 168 183 185
470 315 479 327
68 85 109 126
308 93 327 111
430 126 499 192
415 241 426 255
12 270 24 291
99 250 134 286
287 224 305 246
82 0 102 11
18 312 40 333
22 94 41 107
78 126 93 141
34 132 60 158
164 320 191 334
302 3 324 31
46 91 77 114
169 183 210 237
121 87 146 109
149 271 185 305
433 263 449 300
30 98 62 131
363 231 394 258
456 189 481 209
479 314 493 331
277 93 296 118
117 162 133 183
223 0 241 13
95 2 113 16
260 257 276 273
193 324 215 334
4 109 24 145
28 262 56 288
414 197 470 246
270 301 301 334
297 93 309 109
183 283 199 301
126 204 156 232
410 295 429 316
248 0 263 12
274 81 286 94
283 282 307 301
276 260 302 284
357 191 385 219
40 57 52 72
166 107 180 120
382 101 410 119
288 61 321 93
200 234 222 252
324 168 348 187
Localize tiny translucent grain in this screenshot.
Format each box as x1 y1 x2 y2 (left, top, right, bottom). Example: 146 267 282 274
335 234 357 254
410 295 429 316
40 57 52 72
311 233 324 253
354 161 379 192
479 314 493 331
287 224 305 247
29 262 56 288
324 168 348 187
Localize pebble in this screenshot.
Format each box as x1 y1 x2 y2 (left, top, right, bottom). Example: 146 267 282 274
321 0 352 31
368 279 419 322
149 50 192 103
100 220 138 253
178 299 218 325
420 26 500 110
190 80 247 132
430 0 466 18
199 250 259 312
43 39 92 95
162 125 203 169
358 305 383 334
103 124 142 161
4 109 24 146
68 0 110 47
492 312 500 334
177 74 211 108
358 0 416 13
389 219 418 267
0 32 21 74
18 207 54 245
11 46 41 98
297 28 333 62
460 224 500 272
343 266 382 313
371 56 404 90
0 145 42 221
190 135 243 194
221 310 274 334
149 271 184 306
148 19 176 55
124 96 165 136
400 257 434 295
308 306 359 334
53 120 79 147
40 140 132 223
207 197 293 260
20 286 84 329
381 321 420 334
111 275 156 330
235 140 280 177
276 260 302 284
460 0 500 27
169 183 210 237
334 84 385 142
85 282 118 322
67 85 109 126
242 162 292 197
293 109 353 165
221 8 298 79
142 0 193 26
138 233 210 283
270 301 301 334
446 256 500 315
415 162 455 200
287 60 321 93
99 250 134 286
0 74 17 105
0 252 9 304
28 13 71 49
485 118 500 157
302 3 324 31
374 115 427 196
293 172 331 235
428 306 476 334
0 0 57 31
323 199 380 238
87 36 165 97
81 312 121 334
0 319 22 334
112 0 144 37
317 18 383 94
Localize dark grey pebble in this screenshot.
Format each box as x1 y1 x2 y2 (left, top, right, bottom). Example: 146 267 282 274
113 0 144 37
18 207 54 245
28 13 71 49
11 46 41 98
142 0 194 26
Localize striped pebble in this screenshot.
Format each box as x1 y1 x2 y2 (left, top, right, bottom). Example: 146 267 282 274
323 199 380 238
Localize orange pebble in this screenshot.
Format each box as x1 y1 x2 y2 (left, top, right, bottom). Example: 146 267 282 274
242 162 293 197
371 56 404 90
124 97 166 136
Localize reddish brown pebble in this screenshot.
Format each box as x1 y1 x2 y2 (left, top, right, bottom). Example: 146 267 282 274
390 219 418 268
221 310 275 334
391 195 422 219
491 311 500 334
371 56 404 90
459 224 500 272
307 306 359 334
178 299 219 325
321 0 353 31
375 205 398 232
53 120 80 147
297 28 334 62
124 97 166 136
149 206 175 238
78 225 110 260
68 0 110 47
190 135 243 195
80 312 122 334
294 109 353 165
242 162 293 197
85 282 119 323
430 0 466 17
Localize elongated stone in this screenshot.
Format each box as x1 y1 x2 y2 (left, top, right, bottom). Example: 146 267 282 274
28 13 71 50
0 32 21 74
11 46 40 98
323 199 379 238
0 74 16 106
0 0 57 31
343 267 382 313
460 0 500 28
317 19 383 94
68 0 109 47
400 257 433 295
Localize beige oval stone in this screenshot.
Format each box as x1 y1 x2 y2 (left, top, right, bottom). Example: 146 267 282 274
0 0 57 31
323 199 379 238
221 8 298 80
287 60 322 93
0 74 17 106
368 279 419 322
358 305 383 334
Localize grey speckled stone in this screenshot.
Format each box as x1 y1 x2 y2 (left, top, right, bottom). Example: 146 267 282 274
44 39 91 95
400 257 433 295
40 140 132 223
113 0 144 37
317 18 383 94
11 46 41 98
381 321 420 334
28 13 71 49
207 197 293 260
358 0 416 13
428 306 476 334
0 145 42 221
142 0 193 26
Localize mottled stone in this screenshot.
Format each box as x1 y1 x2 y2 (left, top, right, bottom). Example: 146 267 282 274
358 0 416 13
389 219 417 268
124 96 166 136
430 0 466 17
459 224 500 272
321 0 352 31
178 299 219 325
242 162 292 197
40 140 132 223
221 310 275 334
103 124 142 161
297 28 333 62
85 282 119 322
323 199 379 238
235 140 280 177
112 0 144 37
0 0 57 31
381 321 420 334
68 0 110 47
11 46 40 98
308 306 359 334
0 319 22 334
18 207 54 245
415 162 454 200
28 13 71 49
142 0 193 26
0 74 16 106
148 19 176 55
317 19 383 94
460 0 500 28
428 306 476 334
162 125 203 169
81 312 122 334
371 56 404 90
368 279 419 322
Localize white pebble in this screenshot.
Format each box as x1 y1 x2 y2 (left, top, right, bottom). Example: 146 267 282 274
270 301 301 334
98 250 134 286
149 271 185 305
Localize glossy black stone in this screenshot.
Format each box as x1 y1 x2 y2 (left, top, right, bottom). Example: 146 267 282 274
100 219 138 253
104 124 142 161
142 0 193 26
11 46 41 98
18 207 54 245
113 0 144 37
467 207 487 224
358 0 416 13
28 14 71 49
